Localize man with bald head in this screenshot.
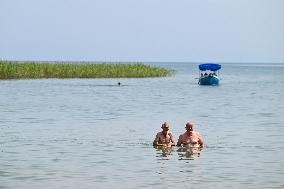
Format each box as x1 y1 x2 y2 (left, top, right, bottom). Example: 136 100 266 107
177 122 205 147
153 122 176 147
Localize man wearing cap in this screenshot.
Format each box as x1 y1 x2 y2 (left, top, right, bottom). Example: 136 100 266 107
177 122 205 147
153 122 176 147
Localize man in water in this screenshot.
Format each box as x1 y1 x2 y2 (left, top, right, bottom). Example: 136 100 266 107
153 122 176 147
177 122 205 147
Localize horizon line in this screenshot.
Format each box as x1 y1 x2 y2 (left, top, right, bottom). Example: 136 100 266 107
1 59 283 64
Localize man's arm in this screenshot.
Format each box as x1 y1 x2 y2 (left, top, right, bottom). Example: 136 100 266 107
169 133 176 146
176 135 183 146
153 133 163 146
197 133 205 147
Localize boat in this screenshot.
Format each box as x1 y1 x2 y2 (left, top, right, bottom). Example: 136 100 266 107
198 63 221 85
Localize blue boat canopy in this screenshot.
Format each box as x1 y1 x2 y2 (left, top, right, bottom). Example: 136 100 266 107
199 63 221 71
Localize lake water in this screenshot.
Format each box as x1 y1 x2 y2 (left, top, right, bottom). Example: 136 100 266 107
1 63 284 189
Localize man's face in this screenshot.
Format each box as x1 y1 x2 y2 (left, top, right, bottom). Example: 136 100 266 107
162 127 169 132
186 125 193 132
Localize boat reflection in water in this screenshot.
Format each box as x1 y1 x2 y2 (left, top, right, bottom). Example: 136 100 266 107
198 63 221 85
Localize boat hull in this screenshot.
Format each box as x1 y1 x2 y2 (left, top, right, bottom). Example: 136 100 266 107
199 76 219 85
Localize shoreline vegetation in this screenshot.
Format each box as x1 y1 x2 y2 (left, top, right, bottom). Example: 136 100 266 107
0 60 174 79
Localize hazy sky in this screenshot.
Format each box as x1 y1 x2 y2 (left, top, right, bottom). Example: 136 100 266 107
1 0 284 63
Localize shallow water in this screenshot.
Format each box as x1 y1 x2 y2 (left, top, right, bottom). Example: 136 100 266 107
1 63 284 189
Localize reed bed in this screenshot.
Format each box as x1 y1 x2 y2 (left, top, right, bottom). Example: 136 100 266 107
0 61 174 79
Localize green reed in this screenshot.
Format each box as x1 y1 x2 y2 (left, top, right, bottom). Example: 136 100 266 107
0 61 175 79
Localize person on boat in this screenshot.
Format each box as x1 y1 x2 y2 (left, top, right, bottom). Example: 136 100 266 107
153 122 176 147
177 122 205 147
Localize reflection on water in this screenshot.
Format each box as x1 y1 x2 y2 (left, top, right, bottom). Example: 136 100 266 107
154 145 203 161
177 145 203 160
154 146 174 160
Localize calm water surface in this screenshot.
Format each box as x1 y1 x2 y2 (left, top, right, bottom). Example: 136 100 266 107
1 63 284 189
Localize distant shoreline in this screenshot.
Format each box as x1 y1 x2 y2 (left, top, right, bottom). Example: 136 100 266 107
0 60 174 79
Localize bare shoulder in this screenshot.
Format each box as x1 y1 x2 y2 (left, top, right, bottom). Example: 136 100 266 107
178 132 186 139
156 131 162 135
155 131 162 137
194 131 202 137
